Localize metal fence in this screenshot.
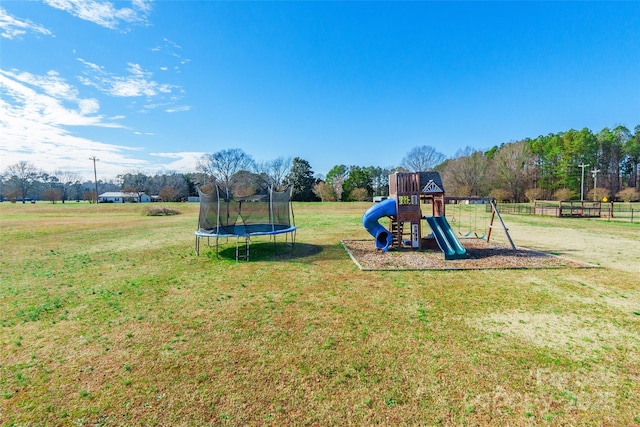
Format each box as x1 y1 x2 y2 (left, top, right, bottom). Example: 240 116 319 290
496 203 638 223
495 204 534 215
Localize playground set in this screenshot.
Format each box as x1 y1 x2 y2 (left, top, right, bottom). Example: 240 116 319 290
362 172 515 260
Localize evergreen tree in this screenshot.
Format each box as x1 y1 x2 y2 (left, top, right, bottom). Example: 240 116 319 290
285 157 319 201
343 166 374 200
623 125 640 188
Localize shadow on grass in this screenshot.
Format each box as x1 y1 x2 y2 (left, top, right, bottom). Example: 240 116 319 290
210 241 337 263
464 246 549 260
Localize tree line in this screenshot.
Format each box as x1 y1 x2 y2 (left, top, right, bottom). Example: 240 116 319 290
440 125 640 202
2 125 638 203
0 161 194 204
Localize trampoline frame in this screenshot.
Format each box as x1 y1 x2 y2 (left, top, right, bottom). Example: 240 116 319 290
195 225 297 261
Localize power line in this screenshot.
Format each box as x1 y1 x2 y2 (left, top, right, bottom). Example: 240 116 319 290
90 156 99 204
591 167 601 201
578 163 589 202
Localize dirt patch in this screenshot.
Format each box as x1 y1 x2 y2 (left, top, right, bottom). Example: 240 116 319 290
467 311 640 362
342 239 597 271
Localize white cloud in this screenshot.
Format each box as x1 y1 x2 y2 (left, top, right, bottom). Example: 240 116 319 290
77 58 102 72
12 70 78 99
1 69 110 127
0 69 142 179
165 105 191 113
0 68 198 180
43 0 152 30
0 7 53 39
78 59 179 104
163 38 181 50
151 37 191 73
79 98 100 115
150 152 205 173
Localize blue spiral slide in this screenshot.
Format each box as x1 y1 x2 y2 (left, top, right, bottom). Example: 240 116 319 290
362 198 396 251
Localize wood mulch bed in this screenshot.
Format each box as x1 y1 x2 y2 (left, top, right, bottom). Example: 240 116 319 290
342 239 597 271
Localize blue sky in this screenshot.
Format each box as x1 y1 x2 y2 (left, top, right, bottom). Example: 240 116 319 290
1 1 639 180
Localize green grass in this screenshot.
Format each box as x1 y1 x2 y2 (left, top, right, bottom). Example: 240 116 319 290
0 201 639 425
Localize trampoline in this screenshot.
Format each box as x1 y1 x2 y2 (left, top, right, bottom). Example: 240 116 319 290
195 184 296 261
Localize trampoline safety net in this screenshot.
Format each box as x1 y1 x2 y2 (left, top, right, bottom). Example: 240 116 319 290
195 184 296 260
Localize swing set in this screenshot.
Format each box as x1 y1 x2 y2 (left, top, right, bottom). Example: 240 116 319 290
451 197 487 238
447 196 516 250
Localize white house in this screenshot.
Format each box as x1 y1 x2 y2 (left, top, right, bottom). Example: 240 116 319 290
98 192 151 203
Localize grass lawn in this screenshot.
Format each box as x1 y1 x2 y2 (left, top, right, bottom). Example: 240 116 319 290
1 201 639 425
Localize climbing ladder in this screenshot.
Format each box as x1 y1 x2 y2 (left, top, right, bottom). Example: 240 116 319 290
390 216 401 247
390 216 415 248
235 236 250 261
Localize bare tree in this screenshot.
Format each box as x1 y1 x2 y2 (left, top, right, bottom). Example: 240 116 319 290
117 172 151 194
83 191 97 203
159 186 180 202
4 161 39 203
492 141 535 202
42 188 62 203
151 173 189 200
197 149 255 187
332 175 345 201
256 156 292 188
441 147 489 196
54 170 81 203
401 145 446 172
325 164 347 201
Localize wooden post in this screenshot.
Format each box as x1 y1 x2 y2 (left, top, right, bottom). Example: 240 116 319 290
486 206 496 243
489 200 516 251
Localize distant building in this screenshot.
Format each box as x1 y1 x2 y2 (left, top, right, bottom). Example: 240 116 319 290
98 192 151 203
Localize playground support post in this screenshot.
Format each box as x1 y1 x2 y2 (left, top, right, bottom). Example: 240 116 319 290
488 200 516 251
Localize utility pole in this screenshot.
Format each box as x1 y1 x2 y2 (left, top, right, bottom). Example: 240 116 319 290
591 167 600 201
579 163 589 202
90 156 99 204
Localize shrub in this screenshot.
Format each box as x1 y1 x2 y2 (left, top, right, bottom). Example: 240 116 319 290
145 207 180 216
552 188 576 201
489 188 512 203
312 182 336 202
42 188 62 204
524 188 545 202
350 187 370 202
587 187 610 202
616 187 640 203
